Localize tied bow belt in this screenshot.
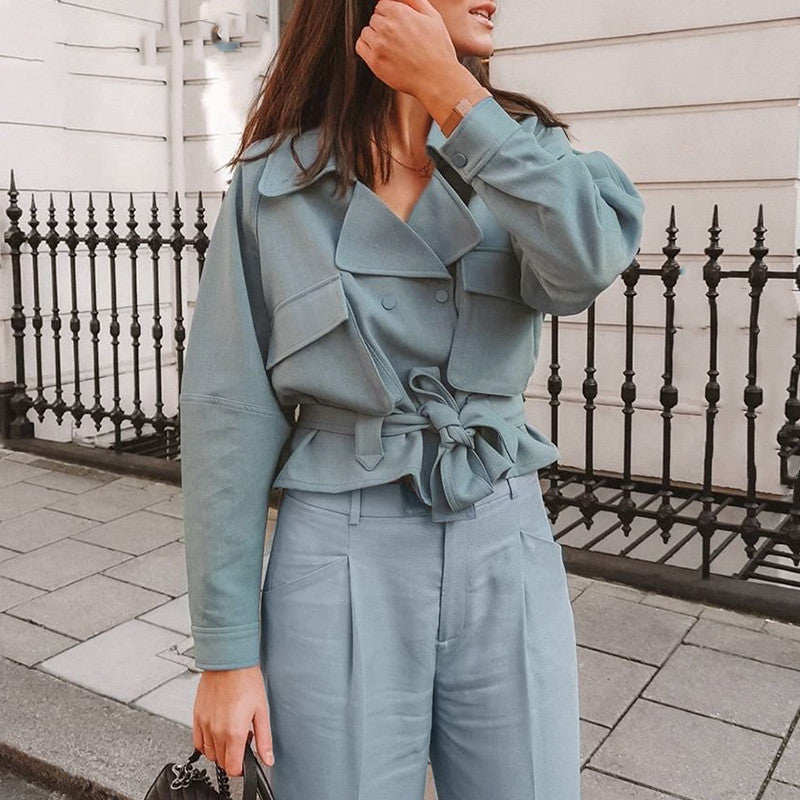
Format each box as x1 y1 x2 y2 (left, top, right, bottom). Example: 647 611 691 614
295 366 529 523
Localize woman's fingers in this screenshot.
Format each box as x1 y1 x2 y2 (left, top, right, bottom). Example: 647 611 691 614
253 702 274 766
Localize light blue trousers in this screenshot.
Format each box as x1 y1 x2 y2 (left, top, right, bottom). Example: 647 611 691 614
260 471 581 800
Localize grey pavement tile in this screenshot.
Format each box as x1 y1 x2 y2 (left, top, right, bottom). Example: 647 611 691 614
764 619 800 643
145 491 183 519
0 458 50 488
134 669 200 728
0 448 40 463
763 781 800 800
577 645 656 727
581 769 676 800
643 643 800 736
640 592 704 617
0 546 18 562
581 580 647 603
45 480 176 522
567 573 593 600
589 698 780 800
0 507 99 552
0 538 130 590
23 468 108 494
71 508 183 555
699 604 767 631
139 593 191 636
774 725 800 787
580 719 609 767
685 618 800 672
103 540 187 597
0 613 76 666
572 591 695 666
7 573 169 640
0 483 73 523
39 618 186 703
0 575 45 611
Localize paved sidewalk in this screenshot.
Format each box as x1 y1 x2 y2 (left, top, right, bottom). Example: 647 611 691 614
0 444 798 800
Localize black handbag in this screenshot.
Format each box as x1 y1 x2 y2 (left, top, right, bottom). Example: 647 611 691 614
143 731 276 800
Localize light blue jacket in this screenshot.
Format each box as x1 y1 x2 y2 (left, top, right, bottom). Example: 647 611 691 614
180 95 645 669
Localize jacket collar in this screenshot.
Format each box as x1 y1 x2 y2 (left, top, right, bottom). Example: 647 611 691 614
257 120 450 197
257 120 481 277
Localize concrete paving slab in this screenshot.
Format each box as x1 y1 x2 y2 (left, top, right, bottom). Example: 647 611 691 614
763 781 800 800
0 459 50 488
685 618 800 671
699 604 768 630
577 644 656 727
0 576 44 611
38 619 186 703
0 763 71 800
582 768 675 799
7 574 169 640
572 591 694 665
764 618 800 643
640 592 704 617
102 540 187 597
133 669 201 728
144 491 183 519
773 725 800 787
0 613 76 666
0 508 99 552
0 538 130 591
23 468 108 494
643 643 800 736
580 719 609 766
589 698 780 800
45 481 176 523
138 593 191 636
71 509 183 555
0 483 74 524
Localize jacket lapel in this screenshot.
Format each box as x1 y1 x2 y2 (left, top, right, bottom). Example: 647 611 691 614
257 121 484 277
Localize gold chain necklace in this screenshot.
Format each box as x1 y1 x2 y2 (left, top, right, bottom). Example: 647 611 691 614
370 137 434 178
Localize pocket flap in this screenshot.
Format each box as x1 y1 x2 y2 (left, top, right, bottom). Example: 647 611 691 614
266 274 350 369
461 248 524 304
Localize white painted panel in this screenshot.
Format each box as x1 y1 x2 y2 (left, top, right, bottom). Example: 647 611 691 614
563 105 798 184
492 21 800 113
496 0 800 47
1 127 169 193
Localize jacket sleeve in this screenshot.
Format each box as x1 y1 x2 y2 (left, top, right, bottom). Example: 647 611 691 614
180 159 292 671
431 95 645 316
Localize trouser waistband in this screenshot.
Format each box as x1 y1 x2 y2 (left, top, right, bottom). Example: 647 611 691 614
283 472 535 526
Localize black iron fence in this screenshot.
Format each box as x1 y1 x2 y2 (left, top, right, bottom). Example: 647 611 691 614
2 170 799 617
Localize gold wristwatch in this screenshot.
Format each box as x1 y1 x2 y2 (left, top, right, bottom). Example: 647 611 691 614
440 87 493 137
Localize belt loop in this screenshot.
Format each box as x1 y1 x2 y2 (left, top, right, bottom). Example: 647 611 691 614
349 487 362 525
506 475 517 499
354 414 385 471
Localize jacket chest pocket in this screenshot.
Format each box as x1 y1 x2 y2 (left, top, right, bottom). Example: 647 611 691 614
266 273 400 414
446 248 542 397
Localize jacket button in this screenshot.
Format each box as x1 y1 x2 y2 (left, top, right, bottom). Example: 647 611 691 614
382 294 397 310
452 152 468 168
434 289 449 303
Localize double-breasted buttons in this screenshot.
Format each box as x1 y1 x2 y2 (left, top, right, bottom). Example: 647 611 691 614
381 293 396 310
451 152 468 168
434 289 449 303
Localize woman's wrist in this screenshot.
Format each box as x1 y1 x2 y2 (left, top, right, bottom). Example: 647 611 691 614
415 63 490 135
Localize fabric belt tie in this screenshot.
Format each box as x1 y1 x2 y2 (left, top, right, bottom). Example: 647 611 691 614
296 366 525 522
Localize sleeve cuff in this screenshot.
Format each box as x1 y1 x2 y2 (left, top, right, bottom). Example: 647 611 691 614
432 95 553 182
190 622 260 671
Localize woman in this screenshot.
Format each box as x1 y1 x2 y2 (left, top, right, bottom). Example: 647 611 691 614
180 0 645 797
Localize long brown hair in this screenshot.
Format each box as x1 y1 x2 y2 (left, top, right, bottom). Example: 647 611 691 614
226 0 570 200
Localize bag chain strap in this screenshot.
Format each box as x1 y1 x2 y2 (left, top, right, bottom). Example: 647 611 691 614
169 747 233 800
